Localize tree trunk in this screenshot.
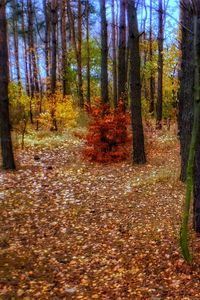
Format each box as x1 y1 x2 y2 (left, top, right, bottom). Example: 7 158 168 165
51 0 57 94
149 0 155 114
127 0 146 164
86 0 91 106
67 0 84 107
0 1 15 170
22 0 30 96
44 0 50 82
179 1 194 182
60 0 70 97
100 0 109 104
27 0 39 94
77 0 84 107
193 2 200 233
112 0 117 107
180 5 200 261
11 0 21 85
156 0 164 129
118 0 126 107
50 0 58 131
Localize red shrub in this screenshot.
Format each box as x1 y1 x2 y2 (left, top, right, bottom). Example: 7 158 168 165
84 101 131 162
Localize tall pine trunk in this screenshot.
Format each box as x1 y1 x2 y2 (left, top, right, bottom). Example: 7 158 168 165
11 0 21 85
0 1 15 170
127 0 146 164
86 0 91 105
22 0 30 96
156 0 163 129
100 0 109 104
60 0 70 97
179 1 194 182
67 0 84 107
44 0 50 82
118 0 126 107
149 0 155 114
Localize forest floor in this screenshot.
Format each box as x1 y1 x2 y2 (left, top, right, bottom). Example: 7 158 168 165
1 127 200 299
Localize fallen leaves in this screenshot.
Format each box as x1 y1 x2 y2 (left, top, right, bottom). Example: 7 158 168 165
0 129 199 299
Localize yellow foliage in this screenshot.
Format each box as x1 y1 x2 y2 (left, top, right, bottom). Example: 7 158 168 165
39 90 79 129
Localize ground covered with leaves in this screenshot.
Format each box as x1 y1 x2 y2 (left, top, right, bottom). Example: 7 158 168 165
1 128 200 299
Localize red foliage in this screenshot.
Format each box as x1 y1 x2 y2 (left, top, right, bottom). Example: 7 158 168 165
84 101 131 162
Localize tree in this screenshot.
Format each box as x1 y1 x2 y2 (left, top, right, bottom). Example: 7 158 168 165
179 1 194 182
111 0 117 107
180 0 200 262
100 0 109 104
149 0 155 114
118 0 126 106
60 0 70 97
22 0 30 96
86 0 91 105
11 0 21 85
43 0 50 81
156 0 164 129
50 0 58 131
0 1 15 170
127 0 146 164
67 0 84 107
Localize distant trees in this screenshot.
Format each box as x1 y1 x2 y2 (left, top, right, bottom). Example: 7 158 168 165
0 1 15 170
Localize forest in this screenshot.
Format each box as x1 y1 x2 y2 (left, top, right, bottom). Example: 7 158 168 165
1 0 200 298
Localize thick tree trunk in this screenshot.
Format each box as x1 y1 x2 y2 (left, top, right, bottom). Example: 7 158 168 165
118 0 126 106
127 0 146 164
0 1 15 170
100 0 109 104
193 2 200 233
156 0 164 129
179 1 194 182
180 5 200 261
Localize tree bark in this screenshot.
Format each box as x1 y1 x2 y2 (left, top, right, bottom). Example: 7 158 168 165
0 1 15 170
60 0 70 97
118 0 126 106
180 4 200 261
112 0 117 107
127 0 146 164
149 0 155 114
156 0 164 129
100 0 109 104
179 1 194 182
67 0 84 107
11 0 21 85
86 0 91 105
44 0 50 82
22 0 30 96
27 0 39 94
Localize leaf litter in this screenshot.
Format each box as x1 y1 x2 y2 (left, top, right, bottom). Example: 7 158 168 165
0 130 200 299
